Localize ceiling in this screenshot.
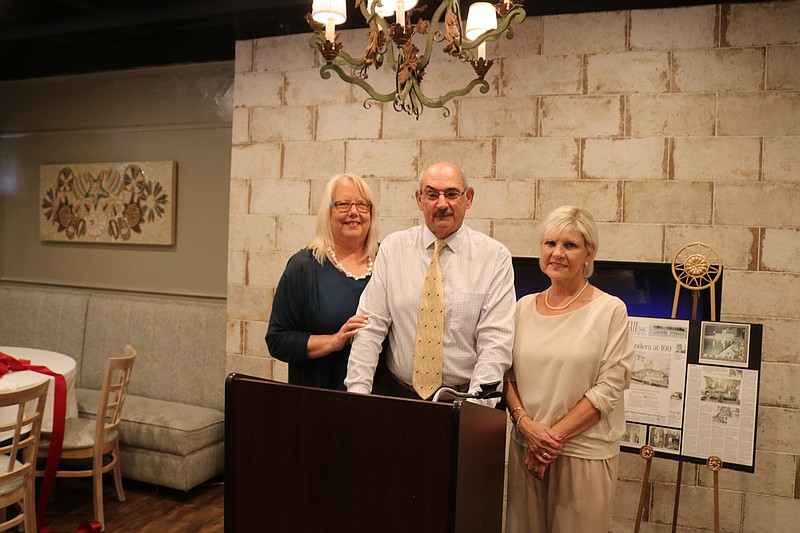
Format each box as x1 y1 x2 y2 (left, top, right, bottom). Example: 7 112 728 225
0 0 760 81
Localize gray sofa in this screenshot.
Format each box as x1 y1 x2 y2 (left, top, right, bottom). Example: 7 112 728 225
0 283 225 491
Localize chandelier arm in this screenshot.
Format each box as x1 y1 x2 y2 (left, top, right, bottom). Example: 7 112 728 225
409 89 423 118
361 0 392 30
320 64 396 102
334 50 370 69
419 0 461 68
309 31 324 47
359 0 374 19
412 77 490 109
396 77 414 106
307 41 365 69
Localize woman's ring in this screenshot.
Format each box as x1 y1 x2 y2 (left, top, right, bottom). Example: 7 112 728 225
542 452 549 458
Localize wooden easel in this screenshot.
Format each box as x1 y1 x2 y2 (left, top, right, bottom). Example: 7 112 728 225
634 243 723 532
633 445 654 533
707 456 724 533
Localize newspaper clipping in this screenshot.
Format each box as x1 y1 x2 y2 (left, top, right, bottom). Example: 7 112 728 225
625 317 689 432
681 365 758 467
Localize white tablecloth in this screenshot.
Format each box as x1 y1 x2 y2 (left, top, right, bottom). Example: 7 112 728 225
0 346 79 433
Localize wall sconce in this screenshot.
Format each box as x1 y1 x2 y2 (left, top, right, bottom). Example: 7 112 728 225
307 0 526 118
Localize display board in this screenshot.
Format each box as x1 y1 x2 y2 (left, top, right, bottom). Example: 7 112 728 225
622 317 763 472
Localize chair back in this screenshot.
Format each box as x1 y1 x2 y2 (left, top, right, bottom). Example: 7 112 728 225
95 345 136 446
0 380 49 531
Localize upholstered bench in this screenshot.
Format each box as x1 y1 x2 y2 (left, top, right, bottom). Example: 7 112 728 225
76 291 226 491
0 283 226 491
0 284 89 370
76 391 224 491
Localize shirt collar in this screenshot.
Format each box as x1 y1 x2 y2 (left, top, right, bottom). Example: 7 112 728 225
421 224 467 254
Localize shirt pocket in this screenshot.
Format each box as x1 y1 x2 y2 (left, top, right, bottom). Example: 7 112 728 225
447 290 484 331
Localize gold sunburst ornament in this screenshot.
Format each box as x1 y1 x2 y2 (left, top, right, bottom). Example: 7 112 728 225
670 242 722 320
639 445 655 461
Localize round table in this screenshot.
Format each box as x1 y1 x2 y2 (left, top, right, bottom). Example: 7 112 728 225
0 346 79 433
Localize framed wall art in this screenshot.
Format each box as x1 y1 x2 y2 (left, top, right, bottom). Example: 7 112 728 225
40 161 177 245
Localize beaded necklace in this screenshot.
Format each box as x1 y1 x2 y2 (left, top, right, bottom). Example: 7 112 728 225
544 279 589 310
327 246 373 281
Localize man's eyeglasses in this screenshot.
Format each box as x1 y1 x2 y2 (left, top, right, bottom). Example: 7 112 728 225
330 201 371 213
421 187 466 202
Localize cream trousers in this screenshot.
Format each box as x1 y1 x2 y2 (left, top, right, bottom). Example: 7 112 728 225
505 440 619 533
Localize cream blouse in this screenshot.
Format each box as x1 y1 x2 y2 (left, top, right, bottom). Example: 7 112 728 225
510 292 635 459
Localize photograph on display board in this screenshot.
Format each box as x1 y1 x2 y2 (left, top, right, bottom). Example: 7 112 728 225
622 422 647 448
699 322 750 368
699 371 742 405
648 426 681 455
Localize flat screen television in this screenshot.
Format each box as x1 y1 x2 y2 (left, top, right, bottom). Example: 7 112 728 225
512 257 723 321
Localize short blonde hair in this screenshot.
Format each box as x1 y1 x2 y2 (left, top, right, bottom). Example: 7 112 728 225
538 205 599 277
308 174 379 264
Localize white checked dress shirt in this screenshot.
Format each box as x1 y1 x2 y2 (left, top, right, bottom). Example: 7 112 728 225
345 224 516 396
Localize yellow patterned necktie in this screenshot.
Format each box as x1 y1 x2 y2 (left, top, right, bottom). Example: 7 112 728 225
412 239 446 399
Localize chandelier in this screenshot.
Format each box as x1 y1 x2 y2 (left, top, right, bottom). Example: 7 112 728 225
307 0 526 118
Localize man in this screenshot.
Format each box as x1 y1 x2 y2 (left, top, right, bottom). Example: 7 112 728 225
345 161 515 401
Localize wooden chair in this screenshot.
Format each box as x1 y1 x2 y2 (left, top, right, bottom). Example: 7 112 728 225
0 380 49 532
37 345 136 531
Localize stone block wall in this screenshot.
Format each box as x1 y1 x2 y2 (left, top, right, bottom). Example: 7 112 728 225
226 2 800 530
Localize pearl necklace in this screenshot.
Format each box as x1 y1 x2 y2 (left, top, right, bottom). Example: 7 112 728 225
327 246 373 281
544 279 589 311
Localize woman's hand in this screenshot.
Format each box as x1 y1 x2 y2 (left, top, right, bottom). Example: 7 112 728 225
307 314 369 358
517 416 564 465
328 314 369 353
524 448 548 480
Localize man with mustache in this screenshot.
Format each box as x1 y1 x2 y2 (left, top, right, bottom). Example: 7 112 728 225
345 161 515 402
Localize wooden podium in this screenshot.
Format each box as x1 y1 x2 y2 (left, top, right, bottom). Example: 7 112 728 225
224 373 508 533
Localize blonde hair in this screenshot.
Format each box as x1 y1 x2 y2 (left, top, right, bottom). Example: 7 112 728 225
308 174 379 264
538 205 599 277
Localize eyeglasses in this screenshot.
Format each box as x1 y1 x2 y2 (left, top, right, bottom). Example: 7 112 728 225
421 187 466 202
330 201 371 213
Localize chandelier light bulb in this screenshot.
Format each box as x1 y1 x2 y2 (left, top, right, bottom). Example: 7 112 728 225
369 0 419 20
397 0 406 27
465 2 498 59
312 0 347 41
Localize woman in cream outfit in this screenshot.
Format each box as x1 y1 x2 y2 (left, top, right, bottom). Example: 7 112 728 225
504 206 635 533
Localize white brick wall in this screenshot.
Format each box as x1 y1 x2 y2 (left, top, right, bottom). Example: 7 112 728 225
767 45 800 89
630 5 717 50
587 51 670 94
227 2 800 530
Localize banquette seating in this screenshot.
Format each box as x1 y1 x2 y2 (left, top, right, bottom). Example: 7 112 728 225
0 283 226 492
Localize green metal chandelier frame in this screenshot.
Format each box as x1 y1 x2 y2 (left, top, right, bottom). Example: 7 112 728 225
307 0 526 118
